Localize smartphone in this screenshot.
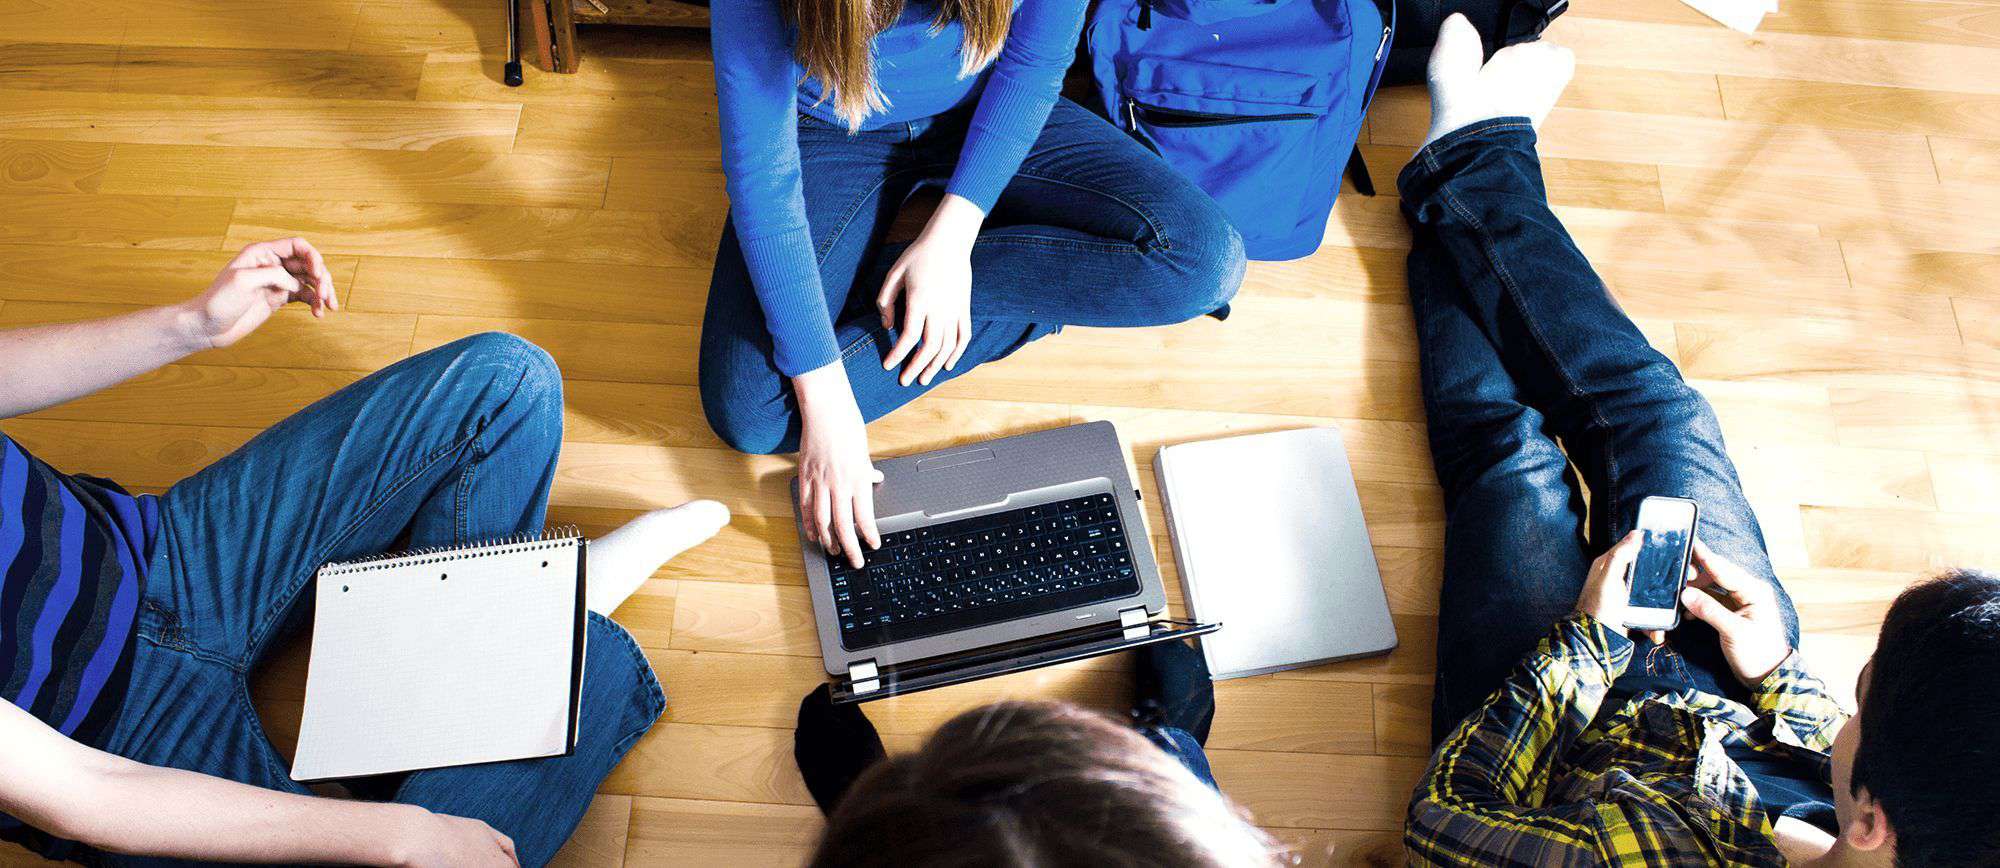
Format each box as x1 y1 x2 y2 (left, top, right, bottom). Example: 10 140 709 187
1624 496 1699 631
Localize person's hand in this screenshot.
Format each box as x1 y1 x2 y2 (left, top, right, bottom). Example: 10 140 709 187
877 194 981 387
177 237 338 350
1573 529 1658 641
387 807 516 868
793 365 882 568
1679 538 1793 685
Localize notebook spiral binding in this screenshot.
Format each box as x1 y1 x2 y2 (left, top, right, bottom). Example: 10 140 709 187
317 526 582 576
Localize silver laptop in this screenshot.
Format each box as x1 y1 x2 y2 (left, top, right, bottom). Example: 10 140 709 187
794 421 1217 702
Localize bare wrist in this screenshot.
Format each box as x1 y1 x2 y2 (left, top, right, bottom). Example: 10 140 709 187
921 194 986 247
372 803 430 867
161 303 212 356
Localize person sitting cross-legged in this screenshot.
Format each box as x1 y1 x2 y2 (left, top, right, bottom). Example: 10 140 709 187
0 239 729 867
1399 17 2000 867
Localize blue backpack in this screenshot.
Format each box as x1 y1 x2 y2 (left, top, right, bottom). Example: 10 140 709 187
1087 0 1394 261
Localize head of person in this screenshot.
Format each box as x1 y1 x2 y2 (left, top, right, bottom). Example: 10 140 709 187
1830 568 2000 865
809 700 1283 867
784 0 1011 130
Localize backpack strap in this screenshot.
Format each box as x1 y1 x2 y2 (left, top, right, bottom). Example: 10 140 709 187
1344 0 1396 198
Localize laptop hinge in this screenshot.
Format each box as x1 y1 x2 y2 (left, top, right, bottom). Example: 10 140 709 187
1119 607 1150 641
847 660 881 696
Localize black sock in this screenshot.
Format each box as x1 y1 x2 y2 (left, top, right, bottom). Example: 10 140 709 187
1133 639 1216 745
794 684 887 816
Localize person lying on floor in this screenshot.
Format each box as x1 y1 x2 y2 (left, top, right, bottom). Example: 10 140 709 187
793 640 1281 866
1398 17 2000 867
0 240 729 867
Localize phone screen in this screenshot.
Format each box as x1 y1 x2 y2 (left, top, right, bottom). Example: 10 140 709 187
1629 498 1696 611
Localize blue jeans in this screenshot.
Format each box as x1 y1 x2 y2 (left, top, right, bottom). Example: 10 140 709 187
1144 725 1218 789
38 334 664 868
700 97 1248 454
1403 120 1803 744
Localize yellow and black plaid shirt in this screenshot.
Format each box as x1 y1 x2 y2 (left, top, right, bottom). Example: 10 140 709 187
1405 614 1847 866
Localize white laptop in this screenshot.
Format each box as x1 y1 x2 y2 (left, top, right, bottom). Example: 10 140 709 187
1154 427 1397 679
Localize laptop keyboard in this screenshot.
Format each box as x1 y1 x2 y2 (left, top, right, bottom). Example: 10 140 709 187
828 492 1142 651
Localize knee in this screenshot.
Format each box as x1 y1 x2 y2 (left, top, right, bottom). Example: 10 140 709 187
698 369 794 455
1149 204 1245 323
440 331 563 408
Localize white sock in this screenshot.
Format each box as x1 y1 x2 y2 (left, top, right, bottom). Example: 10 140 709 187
1420 13 1575 149
585 500 729 616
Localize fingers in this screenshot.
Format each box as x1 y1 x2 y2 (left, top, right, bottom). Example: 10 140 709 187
235 265 303 298
1641 629 1667 645
855 471 882 551
947 318 970 371
832 492 864 569
918 320 955 385
810 481 833 556
1680 585 1745 632
876 266 905 332
1602 529 1645 581
233 238 337 314
883 308 924 372
904 318 947 386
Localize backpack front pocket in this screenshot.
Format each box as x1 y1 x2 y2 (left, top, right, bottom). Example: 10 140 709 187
1117 57 1339 258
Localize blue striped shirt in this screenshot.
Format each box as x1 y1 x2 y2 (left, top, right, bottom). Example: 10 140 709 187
0 431 157 748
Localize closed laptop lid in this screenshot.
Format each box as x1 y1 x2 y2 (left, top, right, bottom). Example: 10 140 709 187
1155 427 1397 679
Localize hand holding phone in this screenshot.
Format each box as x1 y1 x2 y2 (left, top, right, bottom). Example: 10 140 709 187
1624 496 1699 632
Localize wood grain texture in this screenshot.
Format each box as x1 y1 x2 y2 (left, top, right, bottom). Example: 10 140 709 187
3 0 1992 863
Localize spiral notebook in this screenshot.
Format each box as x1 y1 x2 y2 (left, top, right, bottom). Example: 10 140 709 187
291 531 589 782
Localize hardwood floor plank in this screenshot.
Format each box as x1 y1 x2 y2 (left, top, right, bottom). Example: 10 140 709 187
351 0 505 55
1555 16 2000 95
623 797 822 867
1574 0 2000 50
0 42 119 91
1661 165 2000 252
1358 143 1665 213
1370 91 1938 183
548 794 632 868
0 89 519 151
1207 750 1427 831
1928 134 2000 185
102 145 611 209
669 579 819 657
413 315 697 384
601 157 728 212
516 103 724 159
1927 450 2000 514
111 0 362 51
230 200 722 268
0 140 110 194
1720 75 2000 139
348 256 709 323
114 46 424 100
419 53 708 104
1803 506 2000 573
1832 384 2000 451
1841 241 2000 301
0 1 128 45
20 364 363 428
1956 296 2000 351
0 417 256 487
1209 679 1377 755
0 191 232 249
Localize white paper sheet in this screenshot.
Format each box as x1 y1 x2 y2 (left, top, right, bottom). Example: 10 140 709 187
291 537 584 781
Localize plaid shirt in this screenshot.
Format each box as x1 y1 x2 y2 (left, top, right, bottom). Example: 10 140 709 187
1405 614 1847 867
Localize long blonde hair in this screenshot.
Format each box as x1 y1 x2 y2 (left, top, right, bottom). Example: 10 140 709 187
786 0 1012 131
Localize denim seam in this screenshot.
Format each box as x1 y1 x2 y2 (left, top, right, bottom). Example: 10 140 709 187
1009 170 1171 251
240 349 533 669
838 327 883 362
1435 177 1623 540
973 233 1140 254
589 614 667 755
814 163 955 264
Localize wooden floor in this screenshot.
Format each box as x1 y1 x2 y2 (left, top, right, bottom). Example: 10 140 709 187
2 0 1997 864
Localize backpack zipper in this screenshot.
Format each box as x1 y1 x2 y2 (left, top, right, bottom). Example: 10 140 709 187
1376 23 1392 60
1125 99 1317 130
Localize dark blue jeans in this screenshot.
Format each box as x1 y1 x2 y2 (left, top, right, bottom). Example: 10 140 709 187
38 334 664 868
700 97 1247 454
1403 120 1803 744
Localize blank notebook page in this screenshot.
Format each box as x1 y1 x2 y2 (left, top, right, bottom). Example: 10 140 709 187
292 537 584 782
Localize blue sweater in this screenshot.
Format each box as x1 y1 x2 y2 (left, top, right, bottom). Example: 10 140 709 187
710 0 1088 377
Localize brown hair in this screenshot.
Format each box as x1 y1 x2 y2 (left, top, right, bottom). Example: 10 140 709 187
810 701 1285 867
785 0 1011 132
